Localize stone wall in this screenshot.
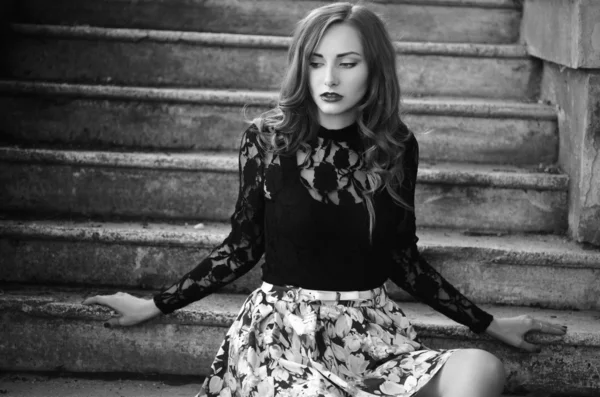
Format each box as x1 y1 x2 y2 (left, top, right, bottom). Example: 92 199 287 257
522 0 600 68
523 0 600 245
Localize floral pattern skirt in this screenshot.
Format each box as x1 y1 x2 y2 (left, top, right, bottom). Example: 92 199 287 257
198 284 457 397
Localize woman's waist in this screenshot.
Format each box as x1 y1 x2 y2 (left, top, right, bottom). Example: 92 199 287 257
261 281 384 301
259 278 389 308
261 258 390 290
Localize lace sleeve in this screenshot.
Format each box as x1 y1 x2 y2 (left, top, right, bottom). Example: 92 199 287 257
388 133 493 333
153 125 266 314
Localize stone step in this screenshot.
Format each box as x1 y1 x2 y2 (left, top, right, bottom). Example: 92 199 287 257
0 148 568 232
1 285 598 395
1 220 599 310
0 373 203 397
10 0 523 44
3 24 541 99
0 81 558 165
0 373 535 397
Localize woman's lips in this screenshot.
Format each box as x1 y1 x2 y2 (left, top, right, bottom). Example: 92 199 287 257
320 93 343 102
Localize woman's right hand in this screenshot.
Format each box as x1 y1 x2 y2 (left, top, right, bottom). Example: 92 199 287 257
82 292 163 327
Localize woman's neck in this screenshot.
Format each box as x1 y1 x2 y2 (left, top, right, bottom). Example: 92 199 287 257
317 113 357 130
317 121 360 144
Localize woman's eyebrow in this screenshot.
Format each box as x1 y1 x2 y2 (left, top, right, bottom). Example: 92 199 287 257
311 51 362 58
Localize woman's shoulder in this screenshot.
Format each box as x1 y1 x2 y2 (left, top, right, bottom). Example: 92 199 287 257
240 122 282 167
239 123 266 160
242 119 278 142
242 122 262 141
244 119 279 145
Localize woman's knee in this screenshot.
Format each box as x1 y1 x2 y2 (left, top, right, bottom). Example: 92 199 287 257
415 349 505 397
456 349 506 388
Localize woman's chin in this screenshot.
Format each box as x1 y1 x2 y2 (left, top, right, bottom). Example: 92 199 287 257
317 104 354 118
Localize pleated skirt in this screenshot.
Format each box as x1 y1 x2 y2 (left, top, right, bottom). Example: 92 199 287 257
198 284 457 397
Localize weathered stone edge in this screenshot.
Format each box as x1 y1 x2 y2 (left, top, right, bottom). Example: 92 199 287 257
360 0 520 8
275 0 521 8
0 147 569 190
0 288 595 346
0 148 238 171
9 24 528 58
0 375 203 396
0 81 557 120
1 220 598 268
0 221 229 249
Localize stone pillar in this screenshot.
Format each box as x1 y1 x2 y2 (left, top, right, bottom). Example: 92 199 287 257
522 0 600 69
523 0 600 246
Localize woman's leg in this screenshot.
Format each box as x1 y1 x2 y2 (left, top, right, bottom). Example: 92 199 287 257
414 349 505 397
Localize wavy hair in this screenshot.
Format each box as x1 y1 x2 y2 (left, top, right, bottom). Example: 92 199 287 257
253 2 413 236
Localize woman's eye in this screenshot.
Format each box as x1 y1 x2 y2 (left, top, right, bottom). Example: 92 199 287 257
340 62 357 68
309 62 323 68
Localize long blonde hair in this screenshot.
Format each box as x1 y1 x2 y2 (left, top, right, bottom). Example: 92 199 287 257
253 2 413 235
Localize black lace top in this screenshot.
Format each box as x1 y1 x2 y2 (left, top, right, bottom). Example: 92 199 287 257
153 123 494 333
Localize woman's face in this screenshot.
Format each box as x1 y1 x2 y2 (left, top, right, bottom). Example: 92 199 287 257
308 22 369 130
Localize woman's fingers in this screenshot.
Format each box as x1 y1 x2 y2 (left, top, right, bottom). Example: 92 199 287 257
83 295 126 327
518 320 566 352
513 318 567 353
82 294 124 315
81 295 102 306
530 320 567 335
487 316 567 352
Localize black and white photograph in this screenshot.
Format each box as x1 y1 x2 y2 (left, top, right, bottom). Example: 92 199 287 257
0 0 599 396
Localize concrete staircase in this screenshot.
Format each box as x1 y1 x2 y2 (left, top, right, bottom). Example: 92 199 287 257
1 0 599 396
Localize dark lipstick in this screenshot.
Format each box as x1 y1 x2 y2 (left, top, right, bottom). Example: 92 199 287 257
320 92 343 102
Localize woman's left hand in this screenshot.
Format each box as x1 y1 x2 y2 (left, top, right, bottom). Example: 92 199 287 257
484 316 567 352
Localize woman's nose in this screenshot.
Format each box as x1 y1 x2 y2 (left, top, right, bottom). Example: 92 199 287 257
324 66 338 87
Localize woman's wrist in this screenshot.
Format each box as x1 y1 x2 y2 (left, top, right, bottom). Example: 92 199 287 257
484 318 501 338
143 298 163 319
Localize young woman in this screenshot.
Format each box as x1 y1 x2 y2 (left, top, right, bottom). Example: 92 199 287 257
84 3 567 397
